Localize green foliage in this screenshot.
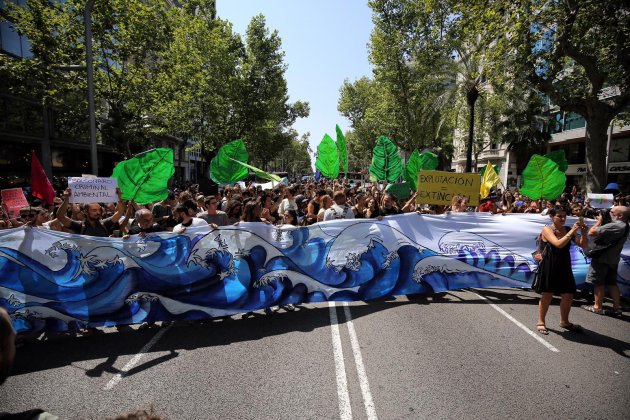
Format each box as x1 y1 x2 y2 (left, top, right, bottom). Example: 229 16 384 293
315 134 339 179
460 0 630 191
369 135 402 182
237 15 310 168
209 139 249 184
520 155 567 200
2 2 308 166
111 148 175 204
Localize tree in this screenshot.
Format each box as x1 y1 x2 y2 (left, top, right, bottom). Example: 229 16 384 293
92 0 173 156
338 77 396 154
152 12 244 159
462 0 630 191
238 15 309 169
368 0 456 152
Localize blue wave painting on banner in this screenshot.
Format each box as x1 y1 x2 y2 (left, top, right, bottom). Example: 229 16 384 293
1 213 628 333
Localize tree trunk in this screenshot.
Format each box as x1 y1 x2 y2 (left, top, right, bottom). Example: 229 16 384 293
465 87 479 173
584 103 615 193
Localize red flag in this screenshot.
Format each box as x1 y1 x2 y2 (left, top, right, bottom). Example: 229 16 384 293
30 151 56 205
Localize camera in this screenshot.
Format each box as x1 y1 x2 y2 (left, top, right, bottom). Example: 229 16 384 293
598 208 612 225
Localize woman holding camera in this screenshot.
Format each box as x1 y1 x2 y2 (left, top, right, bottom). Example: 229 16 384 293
534 207 588 335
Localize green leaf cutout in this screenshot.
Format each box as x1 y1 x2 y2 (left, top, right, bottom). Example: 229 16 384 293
369 136 402 182
229 158 282 182
544 149 568 172
111 148 175 205
209 139 249 184
336 124 348 177
315 134 340 179
385 181 412 200
404 149 438 191
520 154 567 200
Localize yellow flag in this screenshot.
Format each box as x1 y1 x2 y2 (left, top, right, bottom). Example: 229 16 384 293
480 161 500 198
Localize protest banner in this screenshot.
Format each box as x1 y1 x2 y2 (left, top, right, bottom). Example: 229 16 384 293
1 188 29 218
587 193 614 209
416 170 481 206
2 213 627 333
68 177 118 203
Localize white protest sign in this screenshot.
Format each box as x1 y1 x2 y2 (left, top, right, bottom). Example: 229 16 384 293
68 177 119 203
587 193 614 209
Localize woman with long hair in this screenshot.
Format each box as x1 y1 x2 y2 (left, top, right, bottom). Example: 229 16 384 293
225 200 243 225
449 195 469 213
240 201 266 223
280 209 299 226
365 196 382 219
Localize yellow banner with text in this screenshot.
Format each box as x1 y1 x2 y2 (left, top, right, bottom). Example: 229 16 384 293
416 170 481 206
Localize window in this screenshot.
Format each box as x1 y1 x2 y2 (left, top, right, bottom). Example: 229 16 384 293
0 20 22 56
552 143 585 164
563 112 586 130
609 138 630 163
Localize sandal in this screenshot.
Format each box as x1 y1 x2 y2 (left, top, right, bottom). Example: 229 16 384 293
536 324 549 335
581 305 603 315
559 323 583 332
608 308 623 318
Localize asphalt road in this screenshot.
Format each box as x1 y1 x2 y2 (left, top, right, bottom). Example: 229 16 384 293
1 288 629 420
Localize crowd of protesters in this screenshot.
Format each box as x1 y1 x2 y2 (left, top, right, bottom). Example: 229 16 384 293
2 178 629 235
2 178 628 316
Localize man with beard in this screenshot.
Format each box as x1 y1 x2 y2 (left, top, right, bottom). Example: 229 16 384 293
57 188 126 237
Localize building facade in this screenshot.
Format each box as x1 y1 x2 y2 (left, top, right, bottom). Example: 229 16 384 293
451 109 630 194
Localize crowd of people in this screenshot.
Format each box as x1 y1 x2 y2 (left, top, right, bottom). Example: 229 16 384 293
3 178 630 235
0 177 628 419
0 177 627 331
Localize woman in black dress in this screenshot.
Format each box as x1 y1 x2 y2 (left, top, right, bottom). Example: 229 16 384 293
535 207 588 334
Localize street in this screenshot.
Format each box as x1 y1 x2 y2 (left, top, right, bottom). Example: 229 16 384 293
1 288 628 419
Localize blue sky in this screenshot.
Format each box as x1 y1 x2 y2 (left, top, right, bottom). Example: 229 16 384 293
217 1 374 167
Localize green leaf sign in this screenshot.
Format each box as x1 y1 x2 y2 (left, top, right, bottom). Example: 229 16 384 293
315 134 340 179
404 149 438 191
369 136 402 182
209 139 249 184
111 148 175 205
520 154 566 200
336 124 348 177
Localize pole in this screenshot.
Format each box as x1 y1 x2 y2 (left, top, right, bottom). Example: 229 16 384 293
605 121 613 182
85 0 98 176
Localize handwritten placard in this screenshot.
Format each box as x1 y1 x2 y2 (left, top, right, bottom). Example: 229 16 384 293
1 188 29 218
416 170 480 206
68 177 118 203
587 193 614 209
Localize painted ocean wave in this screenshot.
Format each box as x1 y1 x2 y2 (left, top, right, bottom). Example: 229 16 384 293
1 213 627 332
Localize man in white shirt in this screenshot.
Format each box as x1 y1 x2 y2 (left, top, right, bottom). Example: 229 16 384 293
174 199 209 233
278 186 298 215
323 191 355 221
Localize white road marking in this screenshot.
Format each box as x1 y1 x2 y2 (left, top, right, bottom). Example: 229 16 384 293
473 292 559 352
103 324 172 390
343 303 378 420
329 302 353 420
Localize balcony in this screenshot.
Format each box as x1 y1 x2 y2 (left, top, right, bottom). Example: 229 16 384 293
480 149 502 159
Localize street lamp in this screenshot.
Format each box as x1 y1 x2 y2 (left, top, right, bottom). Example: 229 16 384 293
85 0 97 176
